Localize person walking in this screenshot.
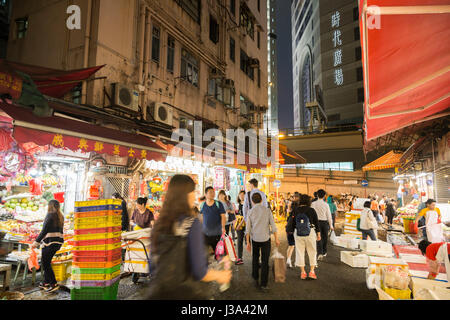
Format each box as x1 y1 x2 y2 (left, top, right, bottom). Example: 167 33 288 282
243 178 268 223
218 190 236 240
246 193 280 290
385 199 397 227
311 189 334 260
31 200 65 293
371 197 381 223
327 195 337 229
113 192 129 232
130 197 154 230
147 175 232 300
285 192 300 268
200 187 226 257
291 194 321 280
234 190 246 265
360 201 378 240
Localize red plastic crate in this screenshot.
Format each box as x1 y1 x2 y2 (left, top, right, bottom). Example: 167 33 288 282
74 226 122 235
72 251 122 263
72 248 122 258
70 237 122 247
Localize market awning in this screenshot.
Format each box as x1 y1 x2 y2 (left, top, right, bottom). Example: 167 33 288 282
0 59 104 99
359 0 450 142
362 150 404 171
0 102 167 161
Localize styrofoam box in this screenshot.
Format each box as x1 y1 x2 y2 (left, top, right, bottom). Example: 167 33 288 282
411 277 450 300
341 251 369 268
123 260 149 273
125 248 149 260
360 240 392 252
398 253 427 264
346 238 360 250
367 256 409 273
334 237 350 248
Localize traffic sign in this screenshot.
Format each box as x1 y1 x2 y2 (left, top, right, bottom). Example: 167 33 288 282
273 180 281 188
361 180 369 187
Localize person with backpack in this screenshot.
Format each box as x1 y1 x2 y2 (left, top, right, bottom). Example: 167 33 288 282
243 178 268 223
246 192 280 290
147 175 232 300
290 194 320 280
234 190 246 265
200 186 226 257
360 201 378 240
311 189 334 260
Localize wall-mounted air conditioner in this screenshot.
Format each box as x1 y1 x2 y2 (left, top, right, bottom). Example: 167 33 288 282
147 102 173 126
112 83 139 112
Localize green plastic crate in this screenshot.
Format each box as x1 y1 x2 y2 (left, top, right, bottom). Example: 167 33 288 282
71 281 119 300
71 264 121 275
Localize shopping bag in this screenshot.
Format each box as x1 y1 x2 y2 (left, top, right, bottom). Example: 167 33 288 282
223 234 237 262
356 218 361 231
234 215 245 231
271 248 286 283
27 249 40 271
330 231 337 245
215 234 226 261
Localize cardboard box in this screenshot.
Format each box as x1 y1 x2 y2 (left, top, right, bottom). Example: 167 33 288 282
411 277 450 300
341 251 369 268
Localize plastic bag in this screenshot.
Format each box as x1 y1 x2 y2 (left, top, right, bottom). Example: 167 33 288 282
330 231 337 245
27 249 40 271
271 248 286 283
215 234 226 260
271 248 284 260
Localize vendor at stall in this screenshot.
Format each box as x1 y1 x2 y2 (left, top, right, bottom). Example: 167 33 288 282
418 240 450 282
415 199 443 243
130 197 154 230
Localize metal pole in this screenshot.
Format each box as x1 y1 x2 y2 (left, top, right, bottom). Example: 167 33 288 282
431 138 438 201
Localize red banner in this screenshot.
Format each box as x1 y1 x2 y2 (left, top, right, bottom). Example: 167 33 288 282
13 126 166 162
0 72 23 100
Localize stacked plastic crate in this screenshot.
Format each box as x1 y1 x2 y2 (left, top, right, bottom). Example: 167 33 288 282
71 199 122 300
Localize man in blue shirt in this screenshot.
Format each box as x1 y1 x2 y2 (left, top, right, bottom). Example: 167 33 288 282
200 186 226 256
243 179 268 222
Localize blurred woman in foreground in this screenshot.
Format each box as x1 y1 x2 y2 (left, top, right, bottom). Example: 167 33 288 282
148 175 231 299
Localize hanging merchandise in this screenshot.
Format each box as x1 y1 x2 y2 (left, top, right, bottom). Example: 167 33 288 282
4 152 21 175
88 179 103 200
53 192 65 203
0 128 14 151
29 178 44 196
129 182 137 200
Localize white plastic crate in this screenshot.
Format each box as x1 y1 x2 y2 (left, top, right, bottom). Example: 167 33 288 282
341 251 369 268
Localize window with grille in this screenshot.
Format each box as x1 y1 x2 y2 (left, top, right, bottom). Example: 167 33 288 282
209 15 219 44
152 26 160 63
181 48 199 87
167 35 175 73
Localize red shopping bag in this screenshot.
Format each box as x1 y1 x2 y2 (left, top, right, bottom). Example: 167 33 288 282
223 234 237 262
215 234 225 260
411 221 419 234
27 249 40 271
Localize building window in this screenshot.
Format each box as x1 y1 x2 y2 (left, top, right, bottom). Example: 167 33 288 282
209 15 219 44
354 27 360 41
353 7 359 21
167 35 175 73
230 37 235 62
72 84 82 104
356 67 363 81
16 17 28 39
174 0 201 24
181 48 199 87
357 87 365 102
355 46 362 60
257 0 260 12
240 49 254 80
257 31 260 49
151 27 160 63
208 76 235 106
240 4 255 39
230 0 236 16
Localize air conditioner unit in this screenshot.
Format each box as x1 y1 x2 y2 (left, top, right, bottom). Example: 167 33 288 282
248 58 260 68
223 79 235 88
112 83 140 112
147 102 173 126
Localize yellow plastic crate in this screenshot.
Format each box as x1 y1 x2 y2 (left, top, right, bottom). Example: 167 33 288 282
52 261 72 282
73 231 122 241
75 199 122 207
74 215 122 230
381 283 412 300
73 242 122 251
71 270 120 281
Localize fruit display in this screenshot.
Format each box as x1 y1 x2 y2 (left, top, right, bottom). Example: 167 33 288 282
0 212 14 221
397 200 420 220
0 193 48 222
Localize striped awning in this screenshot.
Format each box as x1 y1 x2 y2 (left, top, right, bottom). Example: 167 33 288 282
362 150 404 172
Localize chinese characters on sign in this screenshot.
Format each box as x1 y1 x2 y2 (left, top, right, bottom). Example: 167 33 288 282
0 72 23 100
331 11 344 86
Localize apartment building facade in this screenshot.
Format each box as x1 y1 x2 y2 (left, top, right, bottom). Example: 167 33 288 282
6 0 269 136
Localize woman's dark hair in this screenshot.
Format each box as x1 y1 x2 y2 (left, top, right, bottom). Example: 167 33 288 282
48 200 64 229
112 192 123 200
218 190 227 199
137 197 148 206
151 175 196 252
299 194 311 207
237 190 245 204
418 240 431 255
364 201 371 208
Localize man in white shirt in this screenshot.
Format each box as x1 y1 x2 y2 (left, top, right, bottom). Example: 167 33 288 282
311 189 334 260
243 178 268 222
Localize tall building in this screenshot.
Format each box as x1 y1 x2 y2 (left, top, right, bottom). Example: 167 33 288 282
291 0 363 131
266 0 278 136
6 0 268 135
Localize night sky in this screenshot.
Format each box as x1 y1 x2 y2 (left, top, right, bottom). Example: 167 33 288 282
276 0 294 130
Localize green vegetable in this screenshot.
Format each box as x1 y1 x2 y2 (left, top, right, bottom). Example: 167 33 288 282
42 192 54 202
